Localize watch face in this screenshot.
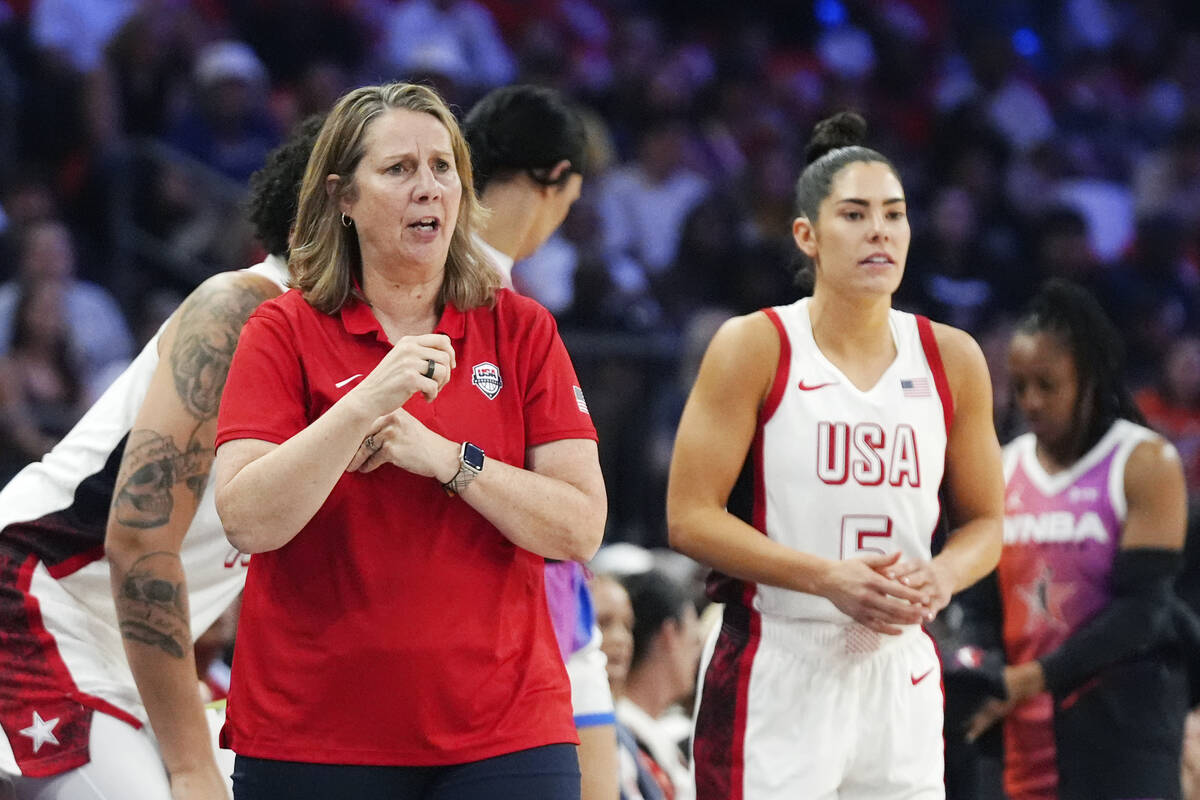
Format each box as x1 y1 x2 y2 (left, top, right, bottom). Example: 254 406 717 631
462 442 485 471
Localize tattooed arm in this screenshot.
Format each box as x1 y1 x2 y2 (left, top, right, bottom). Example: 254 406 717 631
106 271 278 800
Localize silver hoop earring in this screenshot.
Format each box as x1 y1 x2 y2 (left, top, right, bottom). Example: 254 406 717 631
341 213 353 228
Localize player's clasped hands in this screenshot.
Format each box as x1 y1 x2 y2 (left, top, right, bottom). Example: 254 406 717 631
882 557 955 620
822 552 935 635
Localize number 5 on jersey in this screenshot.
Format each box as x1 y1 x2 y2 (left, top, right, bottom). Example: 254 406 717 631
841 514 894 559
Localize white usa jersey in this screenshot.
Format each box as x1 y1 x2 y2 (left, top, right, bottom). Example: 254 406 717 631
0 257 287 778
712 297 953 624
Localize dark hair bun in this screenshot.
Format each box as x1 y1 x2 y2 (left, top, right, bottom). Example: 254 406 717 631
804 111 868 165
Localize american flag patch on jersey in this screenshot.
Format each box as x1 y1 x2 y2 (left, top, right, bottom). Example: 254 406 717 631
901 377 931 397
573 385 590 414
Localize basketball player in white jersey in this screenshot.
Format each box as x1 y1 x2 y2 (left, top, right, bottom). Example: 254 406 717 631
667 111 1005 799
0 116 323 800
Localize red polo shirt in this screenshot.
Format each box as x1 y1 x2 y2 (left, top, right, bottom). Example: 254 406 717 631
215 288 595 765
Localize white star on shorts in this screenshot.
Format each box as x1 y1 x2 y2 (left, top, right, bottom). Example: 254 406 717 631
19 711 60 753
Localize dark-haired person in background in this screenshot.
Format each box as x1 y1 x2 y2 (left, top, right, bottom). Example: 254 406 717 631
463 84 618 800
667 111 1005 798
464 84 583 289
0 279 88 483
590 572 666 800
0 115 323 800
617 568 702 800
966 279 1190 800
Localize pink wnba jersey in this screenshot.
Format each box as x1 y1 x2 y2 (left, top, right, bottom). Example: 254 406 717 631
998 418 1155 799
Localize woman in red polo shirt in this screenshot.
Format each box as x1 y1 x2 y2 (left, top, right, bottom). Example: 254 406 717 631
212 82 607 800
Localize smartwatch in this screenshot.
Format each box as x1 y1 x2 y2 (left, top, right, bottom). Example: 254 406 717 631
443 441 485 495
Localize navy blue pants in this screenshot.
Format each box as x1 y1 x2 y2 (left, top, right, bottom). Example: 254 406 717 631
232 744 580 800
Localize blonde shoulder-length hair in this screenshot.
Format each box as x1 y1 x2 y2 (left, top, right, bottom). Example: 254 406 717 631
288 82 498 313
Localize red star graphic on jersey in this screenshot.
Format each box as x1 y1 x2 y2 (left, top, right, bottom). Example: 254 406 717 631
1016 562 1078 634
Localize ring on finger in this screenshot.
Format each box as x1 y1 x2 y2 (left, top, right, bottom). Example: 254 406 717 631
365 434 379 451
423 359 436 380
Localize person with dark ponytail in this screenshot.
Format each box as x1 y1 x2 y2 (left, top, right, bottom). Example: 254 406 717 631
463 84 585 290
965 278 1190 800
667 111 1005 798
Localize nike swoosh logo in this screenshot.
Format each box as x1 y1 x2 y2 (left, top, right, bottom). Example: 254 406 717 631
334 373 364 389
911 667 935 686
797 380 837 391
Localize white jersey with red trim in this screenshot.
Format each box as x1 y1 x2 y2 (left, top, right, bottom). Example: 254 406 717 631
0 257 287 778
749 297 952 624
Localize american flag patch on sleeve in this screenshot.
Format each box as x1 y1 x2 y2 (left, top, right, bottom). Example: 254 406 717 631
573 385 590 414
901 377 931 397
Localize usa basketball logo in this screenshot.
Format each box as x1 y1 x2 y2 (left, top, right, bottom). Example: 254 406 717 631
472 362 503 399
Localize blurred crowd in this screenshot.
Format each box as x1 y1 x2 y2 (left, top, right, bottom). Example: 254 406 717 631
1 0 1199 538
2 3 1200 798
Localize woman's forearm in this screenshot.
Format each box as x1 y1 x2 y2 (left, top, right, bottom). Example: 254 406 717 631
450 443 606 562
932 516 1003 594
216 398 376 553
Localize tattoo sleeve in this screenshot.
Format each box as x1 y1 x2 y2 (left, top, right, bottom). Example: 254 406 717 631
117 552 189 659
169 279 272 421
111 430 210 528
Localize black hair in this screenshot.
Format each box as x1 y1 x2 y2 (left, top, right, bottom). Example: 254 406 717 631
1015 278 1146 455
791 111 899 291
463 84 587 194
246 114 326 257
619 568 691 673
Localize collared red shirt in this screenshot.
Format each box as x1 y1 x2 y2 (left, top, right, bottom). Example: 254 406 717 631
216 287 594 765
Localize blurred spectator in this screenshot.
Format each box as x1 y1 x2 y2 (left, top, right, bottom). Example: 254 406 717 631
101 6 196 139
164 39 280 182
29 0 138 75
905 184 998 331
1107 214 1200 383
618 567 703 800
1134 115 1200 229
371 0 516 95
0 219 133 395
1026 205 1114 309
271 60 352 134
972 33 1056 156
593 572 635 699
1137 336 1200 498
0 279 87 482
597 117 710 316
229 0 366 89
0 169 57 246
656 194 761 326
591 571 665 800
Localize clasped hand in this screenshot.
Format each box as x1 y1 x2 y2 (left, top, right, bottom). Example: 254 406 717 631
345 334 458 479
823 552 954 635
